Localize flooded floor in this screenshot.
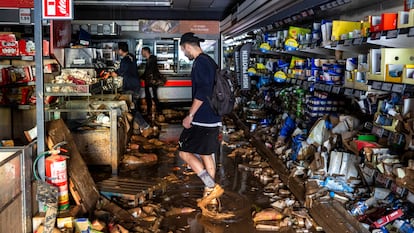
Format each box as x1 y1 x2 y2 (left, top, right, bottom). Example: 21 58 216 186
90 124 296 233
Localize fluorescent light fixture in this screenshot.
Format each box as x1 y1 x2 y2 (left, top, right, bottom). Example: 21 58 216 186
74 0 172 7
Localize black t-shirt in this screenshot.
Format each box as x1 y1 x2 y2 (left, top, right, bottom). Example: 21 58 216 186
191 54 221 124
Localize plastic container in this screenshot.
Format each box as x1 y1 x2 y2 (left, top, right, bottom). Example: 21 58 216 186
394 220 414 233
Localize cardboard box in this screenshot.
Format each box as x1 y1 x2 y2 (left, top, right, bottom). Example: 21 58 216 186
382 13 398 31
331 20 362 41
370 13 398 32
370 15 382 32
0 34 18 56
18 39 35 56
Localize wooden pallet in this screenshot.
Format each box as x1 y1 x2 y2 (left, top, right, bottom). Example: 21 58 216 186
97 177 167 206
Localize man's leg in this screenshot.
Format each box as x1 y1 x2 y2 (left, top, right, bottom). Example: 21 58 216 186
144 85 152 115
179 151 215 188
201 154 216 179
152 86 161 113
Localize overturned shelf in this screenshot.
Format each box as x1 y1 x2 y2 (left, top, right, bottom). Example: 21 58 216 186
230 112 369 233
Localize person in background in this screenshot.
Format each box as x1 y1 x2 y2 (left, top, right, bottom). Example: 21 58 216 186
142 47 162 116
178 32 222 210
112 42 152 137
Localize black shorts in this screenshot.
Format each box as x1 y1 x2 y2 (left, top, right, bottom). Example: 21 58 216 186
178 125 220 155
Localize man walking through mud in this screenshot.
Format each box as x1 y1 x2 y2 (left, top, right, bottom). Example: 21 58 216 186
178 32 225 216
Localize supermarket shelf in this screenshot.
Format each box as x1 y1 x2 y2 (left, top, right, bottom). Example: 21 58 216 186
0 104 35 110
367 28 414 48
0 81 36 88
310 200 370 233
44 92 92 97
0 56 52 61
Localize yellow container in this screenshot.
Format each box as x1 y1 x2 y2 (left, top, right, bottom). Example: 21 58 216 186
331 20 362 41
288 26 311 40
398 9 414 28
382 48 414 83
343 70 355 88
402 64 414 84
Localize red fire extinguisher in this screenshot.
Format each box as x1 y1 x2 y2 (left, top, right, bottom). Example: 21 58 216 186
45 151 69 211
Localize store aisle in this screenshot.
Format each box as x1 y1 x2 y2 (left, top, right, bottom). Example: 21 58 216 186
91 124 303 233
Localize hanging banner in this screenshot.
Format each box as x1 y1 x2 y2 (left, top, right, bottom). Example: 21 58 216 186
179 21 220 34
0 0 33 8
234 45 241 85
42 0 73 19
239 43 252 90
136 20 219 35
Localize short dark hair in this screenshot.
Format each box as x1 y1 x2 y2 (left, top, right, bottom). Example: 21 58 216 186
118 42 128 53
142 47 151 54
180 32 205 47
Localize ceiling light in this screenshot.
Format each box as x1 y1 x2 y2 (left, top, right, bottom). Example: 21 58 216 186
74 0 172 7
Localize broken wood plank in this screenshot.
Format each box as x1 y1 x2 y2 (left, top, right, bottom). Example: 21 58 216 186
46 119 100 214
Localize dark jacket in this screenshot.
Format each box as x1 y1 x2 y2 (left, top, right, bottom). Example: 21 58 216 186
116 53 140 92
143 54 159 84
191 54 221 124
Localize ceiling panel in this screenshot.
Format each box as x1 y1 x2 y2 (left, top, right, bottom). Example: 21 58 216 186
73 0 242 20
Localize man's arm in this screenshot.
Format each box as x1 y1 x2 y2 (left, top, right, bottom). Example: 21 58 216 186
183 98 203 129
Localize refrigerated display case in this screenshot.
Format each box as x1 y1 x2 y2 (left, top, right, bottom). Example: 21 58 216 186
136 38 219 103
178 39 218 73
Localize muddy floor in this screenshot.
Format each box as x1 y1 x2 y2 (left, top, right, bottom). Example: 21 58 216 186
90 124 297 233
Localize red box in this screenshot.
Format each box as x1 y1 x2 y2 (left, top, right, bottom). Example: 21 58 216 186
0 34 19 56
18 39 35 56
370 15 382 32
372 209 404 228
382 13 398 31
370 13 398 32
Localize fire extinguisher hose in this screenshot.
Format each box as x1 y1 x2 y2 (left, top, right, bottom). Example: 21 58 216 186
32 141 68 181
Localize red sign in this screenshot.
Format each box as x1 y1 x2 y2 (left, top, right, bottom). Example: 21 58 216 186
42 0 73 19
0 0 33 8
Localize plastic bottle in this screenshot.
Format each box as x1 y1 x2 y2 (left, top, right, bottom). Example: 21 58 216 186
349 196 376 216
394 220 414 233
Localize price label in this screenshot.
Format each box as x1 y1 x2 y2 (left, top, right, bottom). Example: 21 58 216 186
332 86 341 94
386 29 399 39
344 39 352 46
354 90 361 98
372 81 383 90
325 85 332 92
344 88 354 96
392 84 404 93
21 56 34 61
19 8 31 24
408 27 414 37
302 81 308 88
353 37 364 45
297 80 303 85
382 83 393 91
370 32 381 40
331 41 339 47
